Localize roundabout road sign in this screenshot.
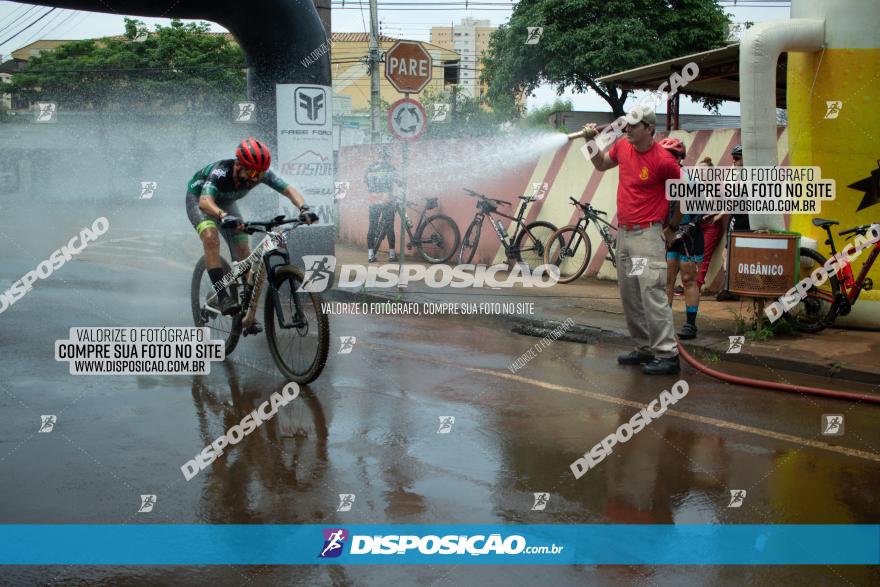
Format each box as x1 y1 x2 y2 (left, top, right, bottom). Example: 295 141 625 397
387 98 427 142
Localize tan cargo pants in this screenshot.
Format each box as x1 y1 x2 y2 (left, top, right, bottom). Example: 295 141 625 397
615 223 678 359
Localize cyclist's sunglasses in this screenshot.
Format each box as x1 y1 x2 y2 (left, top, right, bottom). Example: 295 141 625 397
241 167 265 180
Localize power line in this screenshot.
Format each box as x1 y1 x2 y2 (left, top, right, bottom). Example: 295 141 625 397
0 7 57 50
333 1 513 5
0 5 39 36
0 4 30 31
18 8 73 49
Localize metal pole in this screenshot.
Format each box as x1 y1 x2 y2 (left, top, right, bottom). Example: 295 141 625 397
369 0 381 144
398 95 409 285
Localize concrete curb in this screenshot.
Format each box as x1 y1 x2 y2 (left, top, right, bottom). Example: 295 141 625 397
324 288 878 386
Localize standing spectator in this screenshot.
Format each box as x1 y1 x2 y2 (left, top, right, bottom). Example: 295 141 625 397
659 137 703 340
365 146 398 262
695 157 726 291
728 144 749 231
581 106 681 375
716 144 746 301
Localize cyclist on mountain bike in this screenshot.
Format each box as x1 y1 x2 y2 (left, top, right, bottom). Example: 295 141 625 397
185 137 312 321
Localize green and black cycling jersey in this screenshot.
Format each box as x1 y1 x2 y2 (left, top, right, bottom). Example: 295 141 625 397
186 159 289 204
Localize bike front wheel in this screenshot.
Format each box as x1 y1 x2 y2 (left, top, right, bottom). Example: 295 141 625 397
544 225 592 283
265 265 330 384
191 256 242 357
415 214 461 264
458 218 482 265
513 221 562 271
782 248 841 333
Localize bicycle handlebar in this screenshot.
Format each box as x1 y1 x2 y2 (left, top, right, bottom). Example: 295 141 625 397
463 188 509 206
242 214 314 234
568 197 607 216
839 223 878 237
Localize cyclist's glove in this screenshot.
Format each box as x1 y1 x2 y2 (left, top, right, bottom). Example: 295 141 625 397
300 211 319 224
674 223 696 241
221 214 241 229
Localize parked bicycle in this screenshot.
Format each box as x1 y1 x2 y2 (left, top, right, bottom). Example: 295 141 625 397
457 188 560 269
190 214 329 383
544 197 618 283
785 217 879 333
388 195 460 263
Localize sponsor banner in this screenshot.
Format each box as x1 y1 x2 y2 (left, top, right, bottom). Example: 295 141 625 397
276 84 334 226
0 525 876 565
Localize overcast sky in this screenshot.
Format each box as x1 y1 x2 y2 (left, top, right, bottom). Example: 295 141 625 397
0 1 791 114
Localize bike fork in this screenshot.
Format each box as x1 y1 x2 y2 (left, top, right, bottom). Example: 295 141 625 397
268 277 307 329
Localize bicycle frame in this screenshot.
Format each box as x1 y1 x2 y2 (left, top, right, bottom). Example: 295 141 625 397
809 236 880 307
481 199 531 249
579 212 618 258
398 200 428 242
203 224 305 331
562 201 618 267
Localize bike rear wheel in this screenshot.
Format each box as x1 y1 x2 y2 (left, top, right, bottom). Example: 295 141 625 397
415 214 461 264
191 256 242 356
458 218 482 264
514 220 561 271
265 265 329 384
544 225 592 283
783 247 841 333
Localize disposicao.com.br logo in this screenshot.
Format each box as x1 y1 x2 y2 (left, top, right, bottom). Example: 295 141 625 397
299 255 560 292
317 528 563 559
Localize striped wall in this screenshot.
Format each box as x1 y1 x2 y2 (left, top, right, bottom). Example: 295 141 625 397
338 128 791 293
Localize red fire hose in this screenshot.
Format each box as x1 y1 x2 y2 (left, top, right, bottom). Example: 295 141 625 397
677 342 880 405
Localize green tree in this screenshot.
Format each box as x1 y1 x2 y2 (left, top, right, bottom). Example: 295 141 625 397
522 98 574 130
482 0 729 118
416 86 504 139
5 18 245 113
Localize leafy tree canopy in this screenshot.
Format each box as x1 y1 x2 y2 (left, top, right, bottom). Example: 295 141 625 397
482 0 729 118
4 18 245 113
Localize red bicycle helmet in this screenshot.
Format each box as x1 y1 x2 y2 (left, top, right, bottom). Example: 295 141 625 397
659 137 687 161
235 137 271 171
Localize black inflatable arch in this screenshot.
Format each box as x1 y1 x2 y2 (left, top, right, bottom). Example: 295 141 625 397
20 0 331 140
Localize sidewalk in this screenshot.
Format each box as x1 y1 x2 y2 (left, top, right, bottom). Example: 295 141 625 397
327 243 880 386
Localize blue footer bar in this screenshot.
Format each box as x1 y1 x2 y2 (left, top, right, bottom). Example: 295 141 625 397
0 525 877 565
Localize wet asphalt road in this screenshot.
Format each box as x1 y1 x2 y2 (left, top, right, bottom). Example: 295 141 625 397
0 204 879 586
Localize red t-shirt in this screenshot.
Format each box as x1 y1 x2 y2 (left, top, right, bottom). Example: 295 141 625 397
609 140 681 225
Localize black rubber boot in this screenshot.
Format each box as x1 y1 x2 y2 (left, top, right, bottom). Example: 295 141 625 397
642 356 681 375
617 350 655 365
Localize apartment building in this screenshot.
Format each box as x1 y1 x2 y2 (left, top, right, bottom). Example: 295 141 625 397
430 18 495 99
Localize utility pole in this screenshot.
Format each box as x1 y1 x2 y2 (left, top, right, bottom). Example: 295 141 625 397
369 0 381 144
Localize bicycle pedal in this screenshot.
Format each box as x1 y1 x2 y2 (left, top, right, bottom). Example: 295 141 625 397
864 278 873 291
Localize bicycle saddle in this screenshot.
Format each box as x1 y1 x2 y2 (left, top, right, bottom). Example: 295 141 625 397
812 218 839 228
518 195 539 202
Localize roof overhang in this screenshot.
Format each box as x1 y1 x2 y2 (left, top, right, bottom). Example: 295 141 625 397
597 44 787 108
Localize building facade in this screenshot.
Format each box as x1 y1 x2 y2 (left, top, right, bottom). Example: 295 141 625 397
430 18 495 99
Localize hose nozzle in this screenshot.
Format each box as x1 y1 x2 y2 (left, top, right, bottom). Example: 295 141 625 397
567 130 586 140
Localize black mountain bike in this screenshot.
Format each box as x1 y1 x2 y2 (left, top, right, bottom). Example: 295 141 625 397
389 196 460 263
544 197 618 283
457 188 560 269
190 214 329 384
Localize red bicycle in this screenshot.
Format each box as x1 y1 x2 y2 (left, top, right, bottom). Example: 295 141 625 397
788 218 879 333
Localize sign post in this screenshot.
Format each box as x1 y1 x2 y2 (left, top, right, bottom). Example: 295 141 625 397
384 41 432 283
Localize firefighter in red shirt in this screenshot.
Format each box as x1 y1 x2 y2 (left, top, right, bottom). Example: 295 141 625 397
582 106 681 374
